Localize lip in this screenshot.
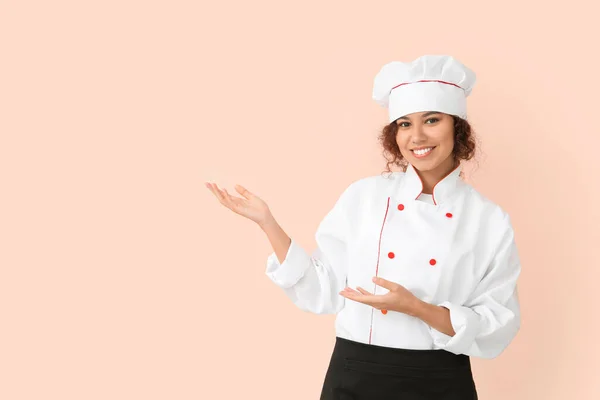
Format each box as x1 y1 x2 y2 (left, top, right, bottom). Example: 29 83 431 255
411 146 436 158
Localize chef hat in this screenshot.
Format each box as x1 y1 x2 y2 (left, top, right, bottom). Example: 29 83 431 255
372 55 476 123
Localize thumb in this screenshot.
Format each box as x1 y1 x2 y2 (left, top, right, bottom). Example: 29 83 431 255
235 184 253 199
372 276 396 291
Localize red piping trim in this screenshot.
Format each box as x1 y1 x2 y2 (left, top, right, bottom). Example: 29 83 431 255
369 196 390 345
412 162 461 206
391 79 463 92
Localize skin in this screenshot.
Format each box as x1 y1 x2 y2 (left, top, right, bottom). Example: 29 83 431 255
339 111 458 337
395 110 458 194
206 110 458 338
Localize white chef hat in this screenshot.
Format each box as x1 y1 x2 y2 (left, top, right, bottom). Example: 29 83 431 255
372 55 476 123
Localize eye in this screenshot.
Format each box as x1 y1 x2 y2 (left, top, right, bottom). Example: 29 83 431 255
398 117 439 128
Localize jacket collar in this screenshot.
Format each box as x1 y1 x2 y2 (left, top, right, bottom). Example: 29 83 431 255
401 162 463 205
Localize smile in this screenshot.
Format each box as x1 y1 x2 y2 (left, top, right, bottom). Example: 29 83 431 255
412 147 436 158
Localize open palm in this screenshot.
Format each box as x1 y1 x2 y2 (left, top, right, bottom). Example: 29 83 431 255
205 182 272 225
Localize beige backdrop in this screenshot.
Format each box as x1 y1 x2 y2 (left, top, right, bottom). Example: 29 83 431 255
1 0 598 399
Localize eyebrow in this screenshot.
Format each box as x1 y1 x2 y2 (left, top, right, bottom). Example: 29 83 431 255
396 111 441 121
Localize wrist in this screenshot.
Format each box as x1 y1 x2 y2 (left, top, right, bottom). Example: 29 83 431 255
409 297 428 318
258 215 277 230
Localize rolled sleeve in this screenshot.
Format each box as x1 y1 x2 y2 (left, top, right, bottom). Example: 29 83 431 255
428 301 482 354
264 181 357 314
265 238 312 288
429 214 522 359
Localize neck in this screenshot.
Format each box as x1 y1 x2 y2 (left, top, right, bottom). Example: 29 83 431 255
414 156 458 195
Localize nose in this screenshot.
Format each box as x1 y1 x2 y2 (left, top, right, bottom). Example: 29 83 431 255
410 124 428 144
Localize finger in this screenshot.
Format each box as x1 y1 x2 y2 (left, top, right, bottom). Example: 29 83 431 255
339 287 358 296
215 186 234 208
222 188 240 209
223 187 242 201
235 184 253 200
208 184 240 212
206 183 226 203
339 287 361 296
222 188 232 201
339 291 371 305
342 291 384 308
356 286 373 295
372 276 397 291
357 293 386 308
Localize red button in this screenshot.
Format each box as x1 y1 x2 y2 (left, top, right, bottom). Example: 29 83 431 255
446 212 453 218
430 259 437 266
381 309 388 315
388 252 395 259
397 204 404 211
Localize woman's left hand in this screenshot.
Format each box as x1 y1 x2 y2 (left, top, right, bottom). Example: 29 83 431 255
339 276 422 316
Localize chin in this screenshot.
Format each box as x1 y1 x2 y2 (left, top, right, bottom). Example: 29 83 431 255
411 157 444 171
412 161 437 171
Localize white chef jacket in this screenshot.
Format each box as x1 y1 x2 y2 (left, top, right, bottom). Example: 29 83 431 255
265 162 521 359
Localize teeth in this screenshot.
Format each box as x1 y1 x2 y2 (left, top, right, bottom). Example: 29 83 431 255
414 147 433 155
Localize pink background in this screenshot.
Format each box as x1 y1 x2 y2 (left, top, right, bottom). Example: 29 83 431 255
2 0 598 398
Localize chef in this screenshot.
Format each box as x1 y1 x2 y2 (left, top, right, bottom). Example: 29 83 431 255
264 55 522 399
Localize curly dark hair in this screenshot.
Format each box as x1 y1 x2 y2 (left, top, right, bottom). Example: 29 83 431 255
378 115 478 178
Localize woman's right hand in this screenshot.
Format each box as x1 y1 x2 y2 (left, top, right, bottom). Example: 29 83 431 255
205 182 274 226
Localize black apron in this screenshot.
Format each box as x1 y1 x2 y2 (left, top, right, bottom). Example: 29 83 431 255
320 336 478 400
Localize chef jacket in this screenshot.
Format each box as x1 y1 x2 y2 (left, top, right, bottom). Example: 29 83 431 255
265 162 521 359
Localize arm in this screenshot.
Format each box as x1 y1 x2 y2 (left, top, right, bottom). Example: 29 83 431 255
263 183 354 315
259 216 292 266
411 301 455 337
424 214 522 359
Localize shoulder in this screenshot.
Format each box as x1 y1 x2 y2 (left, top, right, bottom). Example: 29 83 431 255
464 185 515 235
338 171 402 201
346 171 404 192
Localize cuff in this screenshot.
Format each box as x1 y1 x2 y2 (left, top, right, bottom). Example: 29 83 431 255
265 238 312 288
428 301 481 355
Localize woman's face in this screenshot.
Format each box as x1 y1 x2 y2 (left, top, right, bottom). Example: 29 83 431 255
395 111 455 172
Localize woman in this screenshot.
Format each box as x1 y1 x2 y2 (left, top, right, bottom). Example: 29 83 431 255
205 55 521 399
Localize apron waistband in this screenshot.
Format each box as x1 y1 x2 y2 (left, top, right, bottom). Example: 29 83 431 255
333 336 471 370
